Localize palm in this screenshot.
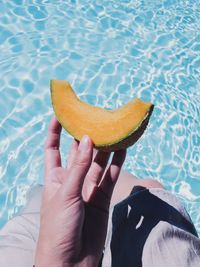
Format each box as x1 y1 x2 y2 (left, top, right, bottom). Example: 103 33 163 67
42 164 110 265
46 151 111 238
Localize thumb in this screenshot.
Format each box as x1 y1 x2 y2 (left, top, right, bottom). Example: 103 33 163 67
61 135 93 200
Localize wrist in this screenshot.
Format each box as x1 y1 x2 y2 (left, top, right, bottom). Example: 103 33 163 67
35 255 100 267
35 250 67 267
35 259 70 267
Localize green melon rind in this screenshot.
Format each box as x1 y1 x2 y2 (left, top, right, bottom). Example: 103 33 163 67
96 105 154 151
50 80 154 152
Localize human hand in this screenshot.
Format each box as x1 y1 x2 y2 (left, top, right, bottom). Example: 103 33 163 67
35 116 126 267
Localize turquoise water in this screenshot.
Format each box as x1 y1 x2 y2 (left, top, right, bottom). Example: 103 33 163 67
0 0 199 234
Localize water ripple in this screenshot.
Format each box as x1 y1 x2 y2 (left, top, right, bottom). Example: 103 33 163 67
0 0 199 234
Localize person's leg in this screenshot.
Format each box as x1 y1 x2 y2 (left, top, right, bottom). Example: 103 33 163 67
0 185 43 267
0 170 162 267
103 171 199 267
111 169 164 206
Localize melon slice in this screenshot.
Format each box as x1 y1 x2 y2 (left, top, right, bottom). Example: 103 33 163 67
50 80 154 151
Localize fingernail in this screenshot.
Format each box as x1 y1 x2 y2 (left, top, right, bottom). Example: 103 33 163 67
79 135 90 151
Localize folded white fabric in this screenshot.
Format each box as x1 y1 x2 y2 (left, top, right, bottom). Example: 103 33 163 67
0 186 199 267
0 185 42 267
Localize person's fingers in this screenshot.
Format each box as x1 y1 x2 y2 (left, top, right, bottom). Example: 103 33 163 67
99 149 126 201
44 116 62 178
66 139 79 170
83 150 111 200
92 148 98 160
61 135 93 200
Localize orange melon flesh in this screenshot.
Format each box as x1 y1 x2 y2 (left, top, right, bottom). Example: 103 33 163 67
50 80 154 151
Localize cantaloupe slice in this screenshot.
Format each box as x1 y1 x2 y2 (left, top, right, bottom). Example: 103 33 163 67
50 80 154 151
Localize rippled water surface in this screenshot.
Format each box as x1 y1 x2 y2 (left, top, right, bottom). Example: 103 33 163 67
0 0 200 233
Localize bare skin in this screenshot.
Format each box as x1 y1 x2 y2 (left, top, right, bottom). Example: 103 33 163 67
111 170 164 206
35 117 126 267
35 116 163 267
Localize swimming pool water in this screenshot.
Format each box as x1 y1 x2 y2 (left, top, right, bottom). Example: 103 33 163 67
0 0 199 234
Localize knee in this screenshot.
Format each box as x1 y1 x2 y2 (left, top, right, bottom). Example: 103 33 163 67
111 171 164 206
139 179 164 189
